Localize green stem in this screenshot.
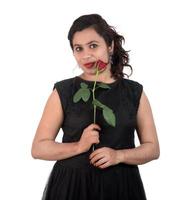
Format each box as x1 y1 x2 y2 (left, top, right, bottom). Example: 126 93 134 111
92 66 99 123
92 65 99 152
92 66 99 151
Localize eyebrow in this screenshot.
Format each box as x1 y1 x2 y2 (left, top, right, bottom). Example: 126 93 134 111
73 40 99 47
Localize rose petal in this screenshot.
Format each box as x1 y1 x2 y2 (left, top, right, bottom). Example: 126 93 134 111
96 60 108 70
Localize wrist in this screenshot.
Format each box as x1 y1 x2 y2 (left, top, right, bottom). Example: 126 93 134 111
116 150 125 164
76 141 82 154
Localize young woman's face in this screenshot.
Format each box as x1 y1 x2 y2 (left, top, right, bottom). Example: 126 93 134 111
72 27 113 75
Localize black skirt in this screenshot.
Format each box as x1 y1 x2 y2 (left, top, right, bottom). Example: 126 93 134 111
42 152 146 200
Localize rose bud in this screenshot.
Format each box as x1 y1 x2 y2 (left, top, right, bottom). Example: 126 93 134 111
96 60 108 70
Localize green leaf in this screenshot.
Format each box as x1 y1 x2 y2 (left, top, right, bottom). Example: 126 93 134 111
92 99 105 109
73 89 83 103
80 82 88 89
81 88 91 102
102 107 116 127
97 83 111 89
73 88 91 103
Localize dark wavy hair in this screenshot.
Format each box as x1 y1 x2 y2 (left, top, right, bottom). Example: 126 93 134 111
68 14 133 80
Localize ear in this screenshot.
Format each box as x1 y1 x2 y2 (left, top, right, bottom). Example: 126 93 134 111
108 41 114 54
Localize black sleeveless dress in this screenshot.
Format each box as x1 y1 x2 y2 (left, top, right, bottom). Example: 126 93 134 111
42 76 147 200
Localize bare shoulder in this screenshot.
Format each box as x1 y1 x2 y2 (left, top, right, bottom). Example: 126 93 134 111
137 90 153 129
33 88 64 143
136 90 159 145
47 88 64 125
138 90 151 114
137 91 160 158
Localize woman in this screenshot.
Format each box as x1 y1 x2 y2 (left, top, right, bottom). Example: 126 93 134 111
31 14 160 200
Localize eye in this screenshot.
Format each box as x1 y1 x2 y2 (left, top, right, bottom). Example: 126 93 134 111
74 46 82 52
90 44 98 49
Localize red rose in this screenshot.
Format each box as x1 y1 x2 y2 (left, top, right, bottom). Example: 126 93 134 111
96 60 108 70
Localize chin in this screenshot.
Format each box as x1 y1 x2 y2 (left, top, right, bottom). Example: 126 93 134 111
82 66 107 75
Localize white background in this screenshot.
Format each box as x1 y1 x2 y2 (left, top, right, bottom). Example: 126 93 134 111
0 0 181 199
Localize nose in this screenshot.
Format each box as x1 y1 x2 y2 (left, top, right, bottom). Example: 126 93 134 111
82 55 93 63
82 50 92 61
83 55 91 60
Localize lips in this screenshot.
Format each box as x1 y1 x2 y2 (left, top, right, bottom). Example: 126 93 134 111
83 60 108 70
83 62 96 68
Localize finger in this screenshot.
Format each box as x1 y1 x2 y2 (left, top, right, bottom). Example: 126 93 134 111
91 123 101 131
91 130 100 136
98 162 110 169
89 147 105 159
91 136 100 145
94 157 107 167
89 150 100 160
90 154 105 164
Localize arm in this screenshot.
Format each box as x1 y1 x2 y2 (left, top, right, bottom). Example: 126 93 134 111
116 90 160 165
90 91 160 168
31 89 81 161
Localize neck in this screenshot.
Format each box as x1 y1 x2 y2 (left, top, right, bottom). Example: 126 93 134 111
79 72 115 84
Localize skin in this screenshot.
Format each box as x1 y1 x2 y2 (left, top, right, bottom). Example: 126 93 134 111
72 28 114 82
31 27 160 169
